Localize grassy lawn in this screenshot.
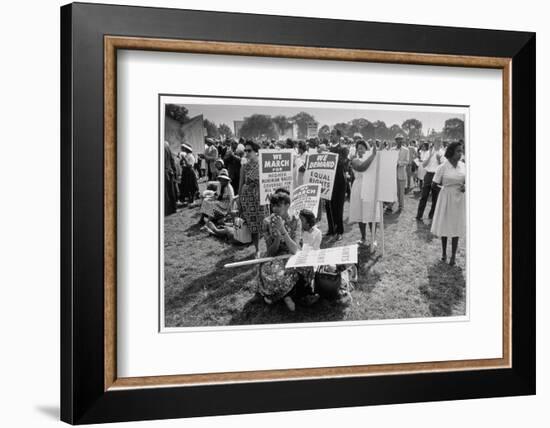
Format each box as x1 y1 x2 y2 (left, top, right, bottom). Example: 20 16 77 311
164 185 466 328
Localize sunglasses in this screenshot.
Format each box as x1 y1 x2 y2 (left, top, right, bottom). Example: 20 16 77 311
244 148 253 153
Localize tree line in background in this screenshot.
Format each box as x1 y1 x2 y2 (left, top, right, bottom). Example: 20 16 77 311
166 104 465 142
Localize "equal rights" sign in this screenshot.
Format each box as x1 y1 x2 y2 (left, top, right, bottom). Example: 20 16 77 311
303 153 339 199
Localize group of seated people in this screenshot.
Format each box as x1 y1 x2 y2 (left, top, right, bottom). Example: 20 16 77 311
197 179 356 311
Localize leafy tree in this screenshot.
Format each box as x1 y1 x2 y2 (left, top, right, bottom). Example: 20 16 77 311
291 112 317 139
372 120 388 140
401 118 423 139
388 124 405 139
203 118 220 138
218 123 233 139
443 118 465 141
346 118 364 138
239 114 277 140
272 115 292 137
165 104 189 124
332 122 351 138
318 125 331 141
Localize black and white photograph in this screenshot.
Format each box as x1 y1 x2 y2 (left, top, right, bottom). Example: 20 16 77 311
161 95 468 329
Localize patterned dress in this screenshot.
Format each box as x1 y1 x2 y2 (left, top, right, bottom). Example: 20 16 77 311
239 158 268 234
258 213 301 302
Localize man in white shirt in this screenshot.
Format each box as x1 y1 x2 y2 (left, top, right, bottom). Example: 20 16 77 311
416 139 444 220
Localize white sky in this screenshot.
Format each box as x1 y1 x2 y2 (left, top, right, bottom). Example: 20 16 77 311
182 102 465 134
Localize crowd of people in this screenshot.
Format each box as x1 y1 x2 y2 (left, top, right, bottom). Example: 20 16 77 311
164 130 466 311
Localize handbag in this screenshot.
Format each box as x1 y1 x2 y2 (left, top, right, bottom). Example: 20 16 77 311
233 216 252 244
314 266 342 300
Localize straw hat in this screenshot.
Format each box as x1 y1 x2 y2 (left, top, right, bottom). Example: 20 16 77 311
217 168 230 181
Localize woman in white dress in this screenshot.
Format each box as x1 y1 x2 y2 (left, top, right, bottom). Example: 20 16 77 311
349 140 378 247
430 142 466 266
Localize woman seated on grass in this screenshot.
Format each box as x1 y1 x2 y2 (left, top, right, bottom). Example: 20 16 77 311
199 168 234 226
299 208 322 251
292 209 323 305
258 191 301 311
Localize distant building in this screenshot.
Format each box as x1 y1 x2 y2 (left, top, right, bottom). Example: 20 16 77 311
233 120 244 138
280 121 299 140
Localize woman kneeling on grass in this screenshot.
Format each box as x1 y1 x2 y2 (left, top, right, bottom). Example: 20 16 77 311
258 192 301 311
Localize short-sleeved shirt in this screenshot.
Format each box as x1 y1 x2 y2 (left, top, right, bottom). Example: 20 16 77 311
302 226 322 251
424 148 445 173
185 153 196 166
433 160 466 187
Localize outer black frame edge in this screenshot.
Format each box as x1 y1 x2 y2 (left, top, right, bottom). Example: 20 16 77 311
60 2 536 424
510 33 536 393
60 3 74 425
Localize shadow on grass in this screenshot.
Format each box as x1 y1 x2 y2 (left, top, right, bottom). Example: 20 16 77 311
183 222 204 236
229 290 348 326
355 249 382 293
414 219 434 243
383 210 401 225
164 252 257 315
419 261 466 316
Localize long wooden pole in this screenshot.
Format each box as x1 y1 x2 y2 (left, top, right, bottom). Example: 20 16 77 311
379 200 385 256
224 253 292 268
372 151 381 253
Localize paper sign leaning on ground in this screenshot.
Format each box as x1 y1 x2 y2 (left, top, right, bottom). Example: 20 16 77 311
259 149 295 205
361 150 399 203
285 244 358 269
303 152 339 200
290 183 321 216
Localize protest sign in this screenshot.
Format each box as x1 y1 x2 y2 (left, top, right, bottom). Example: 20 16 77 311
359 150 399 257
361 150 399 202
306 122 318 138
290 183 321 216
285 244 358 269
259 149 294 205
303 152 339 199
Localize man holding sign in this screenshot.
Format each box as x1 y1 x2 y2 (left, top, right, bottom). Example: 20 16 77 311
303 152 339 199
303 150 344 239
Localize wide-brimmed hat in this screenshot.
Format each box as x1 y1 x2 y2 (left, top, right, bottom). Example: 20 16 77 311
217 168 230 181
395 133 404 140
181 143 192 152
